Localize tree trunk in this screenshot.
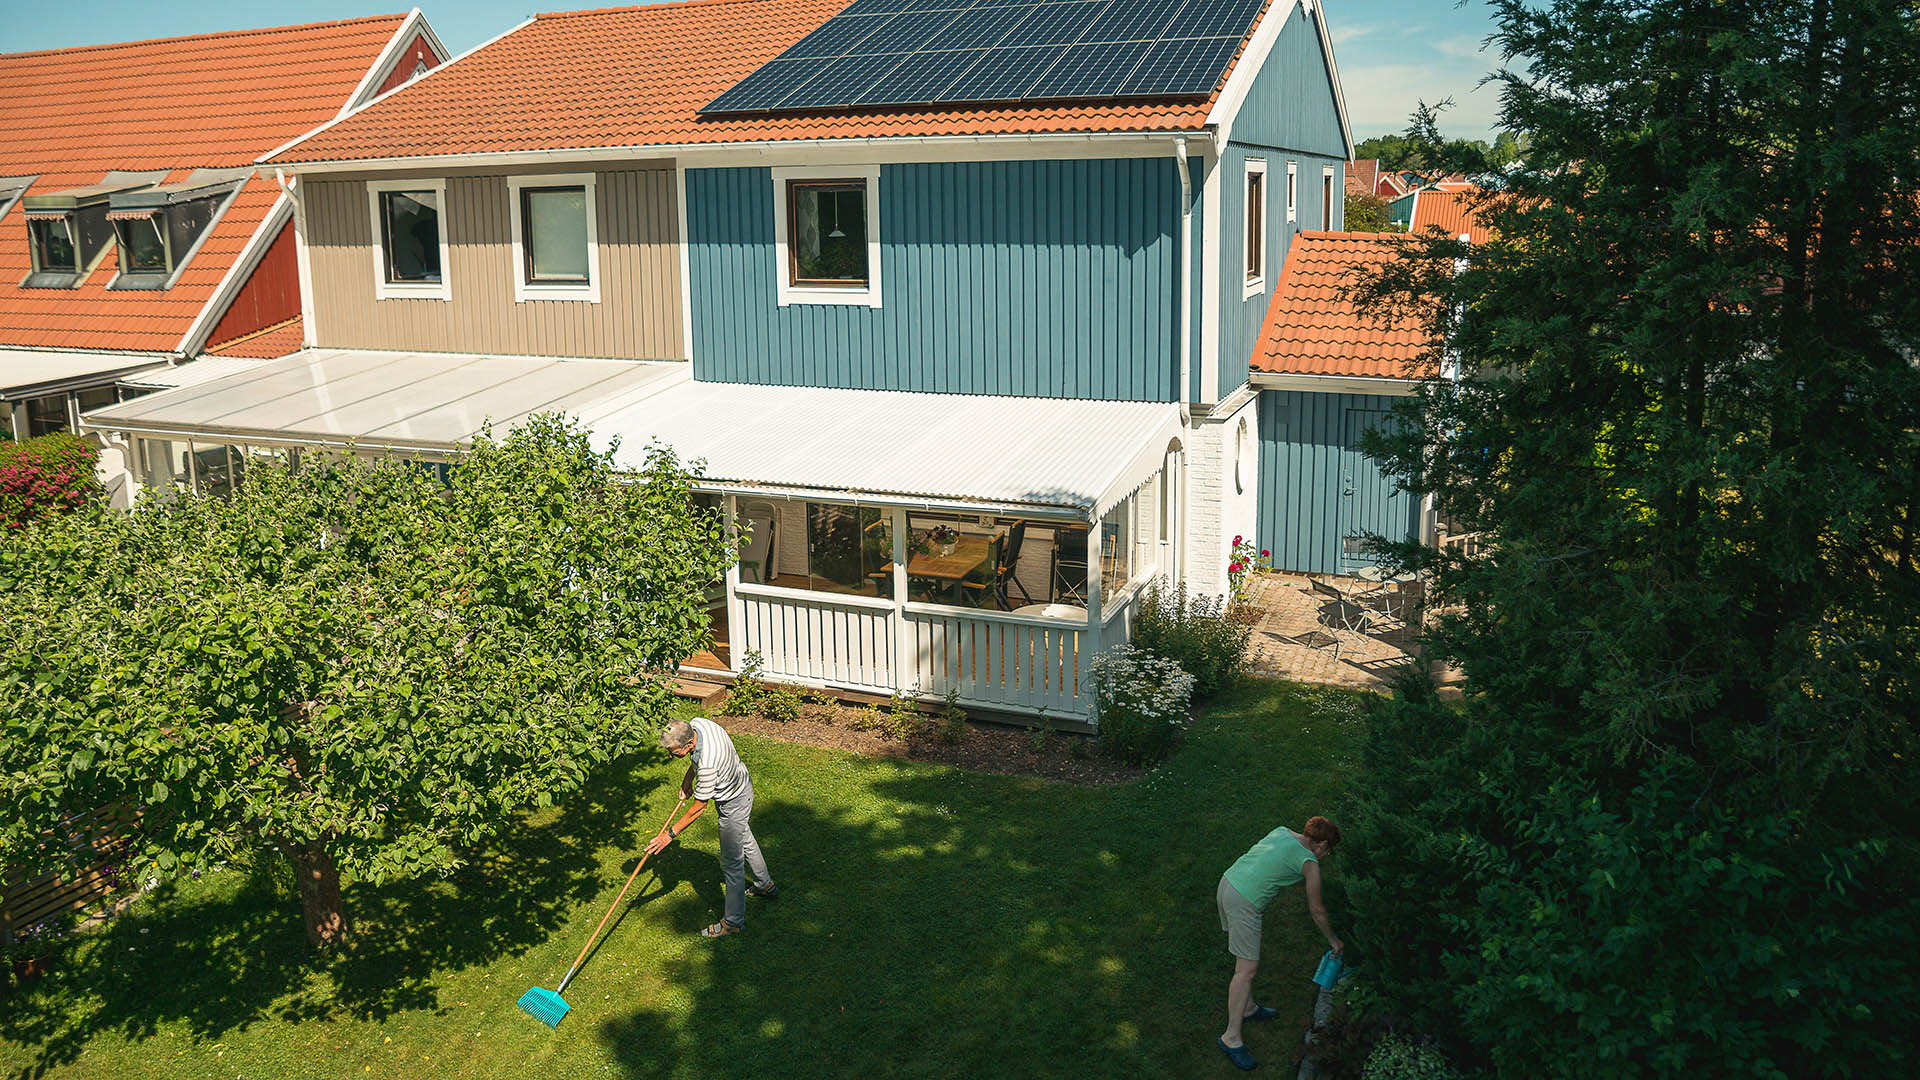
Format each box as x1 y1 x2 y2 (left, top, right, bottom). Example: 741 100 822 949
288 842 347 949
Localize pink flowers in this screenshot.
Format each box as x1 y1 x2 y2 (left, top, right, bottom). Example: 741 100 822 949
1 434 100 529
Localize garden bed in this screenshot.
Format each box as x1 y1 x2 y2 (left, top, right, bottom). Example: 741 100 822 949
714 701 1143 785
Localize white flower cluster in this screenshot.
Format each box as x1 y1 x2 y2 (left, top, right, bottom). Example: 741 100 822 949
1089 644 1196 725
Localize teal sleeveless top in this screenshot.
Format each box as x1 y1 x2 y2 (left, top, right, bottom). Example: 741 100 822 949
1223 826 1316 910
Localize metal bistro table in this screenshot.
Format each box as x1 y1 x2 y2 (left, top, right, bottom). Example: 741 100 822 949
1349 566 1417 624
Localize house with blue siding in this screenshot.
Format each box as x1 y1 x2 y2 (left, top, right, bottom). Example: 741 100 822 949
85 0 1424 721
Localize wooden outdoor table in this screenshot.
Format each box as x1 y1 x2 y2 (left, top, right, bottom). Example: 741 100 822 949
885 535 994 601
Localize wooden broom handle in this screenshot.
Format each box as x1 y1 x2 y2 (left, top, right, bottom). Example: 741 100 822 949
558 795 685 994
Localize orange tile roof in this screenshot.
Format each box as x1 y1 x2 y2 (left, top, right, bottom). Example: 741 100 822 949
0 16 409 356
274 0 1268 164
1346 158 1379 198
1252 231 1436 379
206 316 304 358
1406 186 1492 243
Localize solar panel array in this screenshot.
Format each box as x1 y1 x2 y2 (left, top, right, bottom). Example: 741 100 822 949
701 0 1270 114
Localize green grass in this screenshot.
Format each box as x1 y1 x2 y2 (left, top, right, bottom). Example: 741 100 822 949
0 680 1369 1079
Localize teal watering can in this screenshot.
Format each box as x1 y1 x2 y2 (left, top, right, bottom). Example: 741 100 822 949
1312 950 1346 989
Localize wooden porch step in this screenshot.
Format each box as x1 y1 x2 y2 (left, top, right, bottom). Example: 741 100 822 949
668 677 729 710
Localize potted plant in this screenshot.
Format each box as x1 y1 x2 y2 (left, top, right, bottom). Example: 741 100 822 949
924 523 960 556
4 909 76 985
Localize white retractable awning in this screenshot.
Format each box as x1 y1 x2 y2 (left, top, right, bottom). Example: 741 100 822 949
82 348 692 452
2 348 169 400
583 380 1183 521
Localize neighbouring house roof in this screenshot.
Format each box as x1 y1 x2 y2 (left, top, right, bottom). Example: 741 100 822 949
1346 158 1379 198
582 378 1183 520
1252 231 1434 381
1401 186 1492 243
0 16 415 359
0 347 168 401
267 0 1284 164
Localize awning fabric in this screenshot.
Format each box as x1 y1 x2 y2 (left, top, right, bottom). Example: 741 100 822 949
1 348 168 400
82 348 689 452
583 379 1183 520
84 348 1183 520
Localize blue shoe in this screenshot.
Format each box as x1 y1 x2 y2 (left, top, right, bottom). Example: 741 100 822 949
1244 1004 1279 1021
1219 1038 1257 1071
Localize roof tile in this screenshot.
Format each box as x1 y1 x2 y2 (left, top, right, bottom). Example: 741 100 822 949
273 0 1266 163
1253 230 1436 379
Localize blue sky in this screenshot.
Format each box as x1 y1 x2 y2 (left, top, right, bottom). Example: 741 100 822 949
7 0 1506 142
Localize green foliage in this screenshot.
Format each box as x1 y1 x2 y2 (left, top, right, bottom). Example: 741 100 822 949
1344 192 1400 233
0 432 100 529
1028 717 1051 754
0 415 732 946
720 651 766 717
1342 1 1920 1072
883 691 923 741
847 704 888 733
1362 1035 1460 1080
937 688 967 745
758 684 805 724
1129 582 1254 699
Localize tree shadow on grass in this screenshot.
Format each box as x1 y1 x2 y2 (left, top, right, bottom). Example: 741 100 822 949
0 757 675 1080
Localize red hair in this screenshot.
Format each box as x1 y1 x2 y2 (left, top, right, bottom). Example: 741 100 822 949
1303 816 1342 849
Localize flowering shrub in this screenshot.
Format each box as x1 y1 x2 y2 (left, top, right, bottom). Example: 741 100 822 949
0 433 100 529
1131 582 1255 698
1089 644 1196 766
1227 534 1270 600
2 907 78 961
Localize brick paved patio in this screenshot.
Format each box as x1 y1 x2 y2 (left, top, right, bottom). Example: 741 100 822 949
1241 571 1423 691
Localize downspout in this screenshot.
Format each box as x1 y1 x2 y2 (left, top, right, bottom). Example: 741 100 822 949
1174 137 1194 423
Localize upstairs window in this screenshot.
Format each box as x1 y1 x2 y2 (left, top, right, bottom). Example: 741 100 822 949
1322 164 1335 230
772 165 882 308
1287 161 1298 223
508 174 598 302
368 179 449 300
28 217 77 273
1244 158 1267 299
107 170 247 289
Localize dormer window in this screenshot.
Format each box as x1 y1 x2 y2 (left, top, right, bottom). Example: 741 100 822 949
18 170 167 288
107 168 249 290
28 216 78 273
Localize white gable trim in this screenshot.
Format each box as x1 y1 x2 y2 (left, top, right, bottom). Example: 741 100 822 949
174 191 294 358
339 9 452 117
1209 0 1354 159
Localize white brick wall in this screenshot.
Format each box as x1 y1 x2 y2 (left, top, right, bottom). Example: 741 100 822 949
1182 394 1259 599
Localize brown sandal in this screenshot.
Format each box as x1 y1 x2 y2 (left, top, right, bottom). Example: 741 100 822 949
699 921 743 938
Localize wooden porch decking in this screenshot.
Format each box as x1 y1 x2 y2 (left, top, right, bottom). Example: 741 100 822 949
684 605 730 673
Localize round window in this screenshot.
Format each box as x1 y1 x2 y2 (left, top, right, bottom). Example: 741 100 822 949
1234 418 1250 494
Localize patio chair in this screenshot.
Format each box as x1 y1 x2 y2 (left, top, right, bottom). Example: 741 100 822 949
1310 578 1382 636
961 521 1032 610
737 501 775 583
1051 526 1089 604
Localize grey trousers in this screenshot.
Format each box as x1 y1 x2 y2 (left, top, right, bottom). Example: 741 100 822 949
716 776 770 928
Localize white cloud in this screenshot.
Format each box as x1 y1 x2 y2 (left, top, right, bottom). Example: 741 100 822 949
1340 61 1504 141
1331 25 1375 45
1431 34 1489 61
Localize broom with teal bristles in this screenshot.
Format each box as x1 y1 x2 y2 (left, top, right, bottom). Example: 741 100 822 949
519 795 685 1028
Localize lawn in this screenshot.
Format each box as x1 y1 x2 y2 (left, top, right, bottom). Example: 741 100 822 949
0 680 1369 1079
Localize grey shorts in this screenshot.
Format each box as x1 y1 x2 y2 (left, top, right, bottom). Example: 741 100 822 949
1217 875 1263 961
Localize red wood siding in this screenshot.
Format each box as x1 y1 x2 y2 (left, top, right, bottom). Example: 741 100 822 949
376 33 441 95
203 221 299 352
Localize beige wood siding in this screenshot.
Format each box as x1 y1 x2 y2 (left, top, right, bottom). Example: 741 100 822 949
304 171 683 359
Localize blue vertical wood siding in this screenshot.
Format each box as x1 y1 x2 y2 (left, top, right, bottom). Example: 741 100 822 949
1216 3 1349 401
1257 389 1422 575
688 159 1181 400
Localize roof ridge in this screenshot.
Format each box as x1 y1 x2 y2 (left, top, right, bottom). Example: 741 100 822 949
0 13 408 63
536 0 815 22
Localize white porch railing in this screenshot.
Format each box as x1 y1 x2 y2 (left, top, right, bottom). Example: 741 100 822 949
735 585 896 694
903 604 1091 719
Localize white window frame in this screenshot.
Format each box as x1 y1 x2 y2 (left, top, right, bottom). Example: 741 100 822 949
367 178 450 301
1243 157 1268 300
506 173 600 303
1322 163 1336 230
771 163 883 309
1286 161 1298 224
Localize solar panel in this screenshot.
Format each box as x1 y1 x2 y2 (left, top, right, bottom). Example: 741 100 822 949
1116 34 1242 97
700 0 1267 113
1024 39 1153 99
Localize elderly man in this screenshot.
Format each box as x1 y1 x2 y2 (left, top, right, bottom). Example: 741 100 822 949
646 716 776 937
